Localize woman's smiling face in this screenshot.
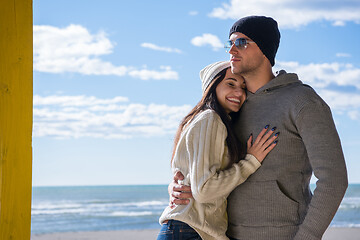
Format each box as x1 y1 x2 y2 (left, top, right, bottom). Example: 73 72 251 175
215 68 246 114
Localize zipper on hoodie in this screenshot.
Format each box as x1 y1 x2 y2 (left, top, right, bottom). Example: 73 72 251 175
262 82 301 93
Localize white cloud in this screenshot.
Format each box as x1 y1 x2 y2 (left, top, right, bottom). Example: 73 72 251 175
33 24 178 80
191 33 223 51
189 11 199 16
141 43 182 54
33 95 192 139
276 61 360 89
348 110 360 120
336 53 351 58
317 89 360 120
318 90 360 110
209 0 360 28
33 95 129 107
128 66 179 80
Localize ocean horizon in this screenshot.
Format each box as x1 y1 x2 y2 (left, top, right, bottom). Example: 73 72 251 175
31 184 360 235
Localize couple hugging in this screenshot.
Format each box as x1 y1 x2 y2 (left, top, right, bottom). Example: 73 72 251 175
157 16 348 240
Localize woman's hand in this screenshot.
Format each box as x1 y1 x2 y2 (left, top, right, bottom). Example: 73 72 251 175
247 125 279 163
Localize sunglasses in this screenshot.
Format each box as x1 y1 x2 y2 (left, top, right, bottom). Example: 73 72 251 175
224 38 255 51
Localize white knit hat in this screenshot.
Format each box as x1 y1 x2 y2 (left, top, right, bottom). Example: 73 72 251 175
199 61 230 93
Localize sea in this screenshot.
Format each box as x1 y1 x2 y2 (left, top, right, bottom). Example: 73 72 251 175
31 184 360 235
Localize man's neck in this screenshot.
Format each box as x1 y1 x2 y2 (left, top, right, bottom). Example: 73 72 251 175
243 68 275 93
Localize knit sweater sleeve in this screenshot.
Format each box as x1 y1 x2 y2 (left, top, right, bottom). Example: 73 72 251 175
293 100 348 240
186 111 261 204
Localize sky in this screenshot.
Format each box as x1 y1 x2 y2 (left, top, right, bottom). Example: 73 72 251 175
32 0 360 186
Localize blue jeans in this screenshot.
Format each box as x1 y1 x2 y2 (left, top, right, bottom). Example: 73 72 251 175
157 220 202 240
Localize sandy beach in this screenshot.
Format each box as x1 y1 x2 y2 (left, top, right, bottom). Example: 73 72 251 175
31 227 360 240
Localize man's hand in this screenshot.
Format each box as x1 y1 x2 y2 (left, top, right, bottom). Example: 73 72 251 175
168 171 193 208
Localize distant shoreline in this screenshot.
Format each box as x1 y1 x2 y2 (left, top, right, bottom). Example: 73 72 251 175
31 227 360 240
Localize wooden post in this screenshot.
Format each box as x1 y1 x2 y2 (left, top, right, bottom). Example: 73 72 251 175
0 0 33 239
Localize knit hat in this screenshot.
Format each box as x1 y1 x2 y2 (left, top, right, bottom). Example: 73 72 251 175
229 16 280 66
199 61 230 93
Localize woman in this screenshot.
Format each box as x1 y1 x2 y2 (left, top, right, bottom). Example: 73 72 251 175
157 61 278 240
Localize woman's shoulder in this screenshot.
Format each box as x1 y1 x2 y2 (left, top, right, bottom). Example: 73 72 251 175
181 109 227 141
190 109 224 128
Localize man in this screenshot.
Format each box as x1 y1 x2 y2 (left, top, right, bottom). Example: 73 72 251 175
169 16 348 240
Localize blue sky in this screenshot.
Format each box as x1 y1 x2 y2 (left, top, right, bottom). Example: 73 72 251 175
32 0 360 186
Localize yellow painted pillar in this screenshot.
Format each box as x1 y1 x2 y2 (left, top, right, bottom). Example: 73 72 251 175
0 0 33 239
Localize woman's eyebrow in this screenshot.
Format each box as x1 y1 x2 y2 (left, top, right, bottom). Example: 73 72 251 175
225 77 238 81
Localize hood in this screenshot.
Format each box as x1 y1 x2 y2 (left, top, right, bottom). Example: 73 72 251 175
248 70 302 96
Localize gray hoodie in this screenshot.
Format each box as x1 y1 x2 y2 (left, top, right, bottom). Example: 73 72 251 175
227 71 348 240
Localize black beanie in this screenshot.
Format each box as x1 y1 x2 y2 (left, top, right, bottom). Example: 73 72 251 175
229 16 280 66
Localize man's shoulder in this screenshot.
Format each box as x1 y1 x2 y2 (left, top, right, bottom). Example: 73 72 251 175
284 83 332 118
269 76 330 113
280 79 323 101
295 83 326 102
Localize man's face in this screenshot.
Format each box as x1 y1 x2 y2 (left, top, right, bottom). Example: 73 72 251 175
228 32 266 76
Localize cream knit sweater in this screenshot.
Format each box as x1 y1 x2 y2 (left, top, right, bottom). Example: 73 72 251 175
159 109 261 240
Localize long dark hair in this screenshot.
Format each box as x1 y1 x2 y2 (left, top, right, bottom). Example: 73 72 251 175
171 68 240 167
